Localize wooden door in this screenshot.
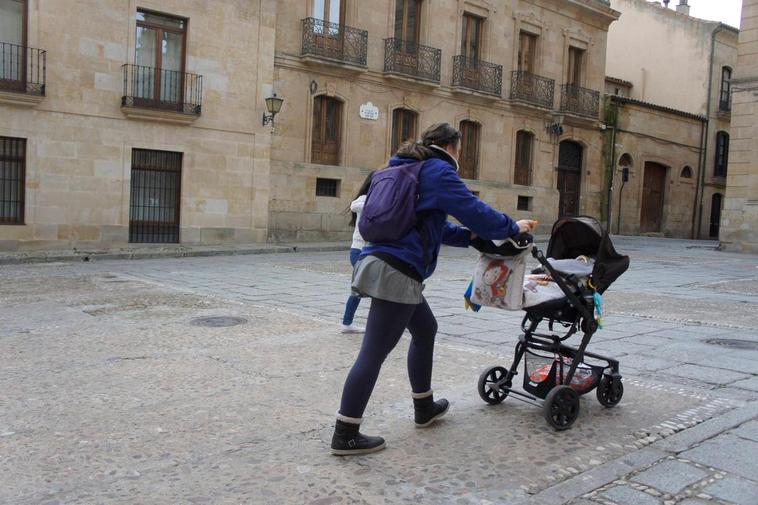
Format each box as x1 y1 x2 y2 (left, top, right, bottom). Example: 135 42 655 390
640 162 667 233
557 141 582 217
311 96 342 165
459 121 480 180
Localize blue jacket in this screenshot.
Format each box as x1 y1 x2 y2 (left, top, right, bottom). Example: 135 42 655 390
362 149 520 279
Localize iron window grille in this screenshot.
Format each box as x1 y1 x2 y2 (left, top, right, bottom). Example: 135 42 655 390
451 56 502 96
122 64 202 115
383 38 441 83
301 18 368 67
0 136 26 224
316 178 340 197
510 71 555 109
0 42 46 96
559 84 600 118
129 149 182 244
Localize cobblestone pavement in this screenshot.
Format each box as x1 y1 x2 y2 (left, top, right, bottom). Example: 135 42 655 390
1 236 757 504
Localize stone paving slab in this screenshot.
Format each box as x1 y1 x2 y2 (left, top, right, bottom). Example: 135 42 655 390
702 476 758 505
679 434 758 481
630 459 709 495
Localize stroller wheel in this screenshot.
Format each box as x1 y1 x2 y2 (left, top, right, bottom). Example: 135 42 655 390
543 385 580 430
478 366 511 405
596 375 624 407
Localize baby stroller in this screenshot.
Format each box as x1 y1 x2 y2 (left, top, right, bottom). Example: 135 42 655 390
476 216 630 430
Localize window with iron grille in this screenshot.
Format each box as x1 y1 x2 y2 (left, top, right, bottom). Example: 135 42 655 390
0 136 25 224
391 108 418 154
514 130 533 186
517 195 531 211
316 177 340 197
129 148 182 243
714 131 729 177
459 120 480 180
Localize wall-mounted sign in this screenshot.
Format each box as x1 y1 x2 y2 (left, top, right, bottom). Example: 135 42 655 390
359 102 379 120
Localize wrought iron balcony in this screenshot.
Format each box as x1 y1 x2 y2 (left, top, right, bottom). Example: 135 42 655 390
301 18 368 67
0 42 45 96
559 84 600 118
510 71 554 109
451 56 502 96
383 38 441 83
121 64 202 116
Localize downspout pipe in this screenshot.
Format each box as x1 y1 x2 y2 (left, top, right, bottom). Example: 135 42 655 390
696 24 724 239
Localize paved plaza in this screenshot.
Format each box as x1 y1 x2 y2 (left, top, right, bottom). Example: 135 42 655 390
1 236 757 504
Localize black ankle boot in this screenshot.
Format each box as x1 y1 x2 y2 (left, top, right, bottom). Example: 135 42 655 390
413 391 449 428
330 419 386 455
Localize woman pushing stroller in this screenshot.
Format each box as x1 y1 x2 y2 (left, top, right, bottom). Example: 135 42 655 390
331 122 536 455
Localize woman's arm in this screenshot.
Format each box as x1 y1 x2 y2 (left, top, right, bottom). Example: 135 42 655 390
350 195 367 213
441 222 472 247
435 168 520 240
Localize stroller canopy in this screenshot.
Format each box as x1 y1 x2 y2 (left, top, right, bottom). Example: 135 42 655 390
545 216 629 294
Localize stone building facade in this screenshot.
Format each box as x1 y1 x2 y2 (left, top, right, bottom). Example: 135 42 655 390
605 95 705 237
269 0 620 241
721 0 758 252
0 0 620 251
0 0 276 251
605 0 738 239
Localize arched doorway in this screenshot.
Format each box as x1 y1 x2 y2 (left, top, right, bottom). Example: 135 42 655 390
710 193 723 239
557 140 583 217
640 161 667 233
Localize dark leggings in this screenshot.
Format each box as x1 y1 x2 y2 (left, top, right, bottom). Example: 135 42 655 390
338 297 438 419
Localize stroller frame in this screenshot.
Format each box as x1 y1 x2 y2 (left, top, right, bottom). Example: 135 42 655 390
477 246 624 430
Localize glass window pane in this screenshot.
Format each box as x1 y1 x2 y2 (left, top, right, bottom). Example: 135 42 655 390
313 0 325 20
160 31 183 102
138 11 185 31
135 26 158 67
328 0 341 23
0 0 23 45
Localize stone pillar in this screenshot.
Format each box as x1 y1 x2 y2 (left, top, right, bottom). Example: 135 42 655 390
721 0 758 252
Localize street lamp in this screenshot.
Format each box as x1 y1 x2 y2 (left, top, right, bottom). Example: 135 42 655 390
262 93 284 126
546 113 564 136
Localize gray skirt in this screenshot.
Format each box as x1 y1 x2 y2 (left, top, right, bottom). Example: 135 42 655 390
351 255 424 305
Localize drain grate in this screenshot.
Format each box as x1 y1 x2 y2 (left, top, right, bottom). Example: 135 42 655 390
704 338 758 351
190 316 248 328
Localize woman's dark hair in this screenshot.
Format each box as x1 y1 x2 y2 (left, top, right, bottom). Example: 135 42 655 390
396 122 462 160
348 171 374 227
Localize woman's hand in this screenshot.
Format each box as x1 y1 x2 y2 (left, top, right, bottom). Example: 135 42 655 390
516 220 538 234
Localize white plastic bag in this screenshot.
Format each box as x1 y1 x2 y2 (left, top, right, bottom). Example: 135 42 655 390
470 249 530 310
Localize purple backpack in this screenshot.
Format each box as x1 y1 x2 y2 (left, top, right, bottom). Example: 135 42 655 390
358 161 424 243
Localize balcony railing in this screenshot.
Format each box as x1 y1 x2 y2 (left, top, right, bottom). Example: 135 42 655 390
0 42 45 96
451 56 502 96
510 71 554 109
559 83 600 118
121 64 202 116
383 38 441 83
301 18 368 67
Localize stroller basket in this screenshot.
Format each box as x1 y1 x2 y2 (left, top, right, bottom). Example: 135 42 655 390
523 350 604 399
